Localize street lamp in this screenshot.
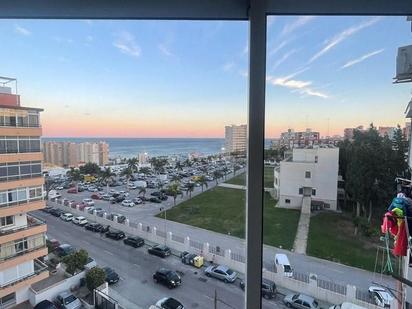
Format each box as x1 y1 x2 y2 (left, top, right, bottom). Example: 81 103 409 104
160 207 167 245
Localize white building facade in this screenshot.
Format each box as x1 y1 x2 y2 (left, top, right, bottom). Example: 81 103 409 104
224 124 247 153
274 147 339 211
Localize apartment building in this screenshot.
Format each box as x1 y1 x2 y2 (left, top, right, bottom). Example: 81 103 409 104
274 146 339 211
43 141 109 167
378 126 397 139
224 124 247 153
0 77 48 308
280 128 320 149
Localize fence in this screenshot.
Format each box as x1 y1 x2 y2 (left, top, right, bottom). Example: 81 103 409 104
48 200 386 309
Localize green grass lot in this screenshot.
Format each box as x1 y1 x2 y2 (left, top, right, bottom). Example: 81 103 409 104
307 212 392 272
159 186 299 250
225 166 274 188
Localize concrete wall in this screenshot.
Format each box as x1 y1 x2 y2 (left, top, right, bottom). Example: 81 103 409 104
29 271 85 306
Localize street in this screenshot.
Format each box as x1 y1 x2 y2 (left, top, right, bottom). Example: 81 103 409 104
38 211 295 309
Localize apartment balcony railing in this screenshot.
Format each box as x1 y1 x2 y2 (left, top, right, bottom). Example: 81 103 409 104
0 259 48 289
0 214 45 237
0 243 46 263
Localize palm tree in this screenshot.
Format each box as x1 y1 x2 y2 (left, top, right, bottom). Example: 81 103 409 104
171 174 181 184
167 183 182 206
233 164 241 176
196 175 208 192
139 166 151 178
138 187 146 197
67 168 82 192
221 166 229 180
122 167 134 192
175 161 183 171
185 182 195 199
184 159 192 167
100 167 115 194
127 157 139 173
213 170 222 185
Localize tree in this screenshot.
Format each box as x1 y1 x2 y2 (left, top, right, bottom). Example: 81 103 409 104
127 157 139 173
221 166 229 180
79 162 100 175
150 157 167 175
122 167 134 192
171 174 181 184
213 170 222 185
233 165 241 176
139 166 151 178
138 187 146 197
175 161 183 171
67 168 82 192
63 249 88 275
185 182 195 198
167 183 182 206
196 175 208 192
85 267 106 292
392 125 409 178
184 159 192 167
44 177 59 199
100 167 115 194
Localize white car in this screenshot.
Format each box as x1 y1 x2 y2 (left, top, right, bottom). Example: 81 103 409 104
72 216 88 226
55 186 64 190
83 198 95 206
368 286 393 307
84 257 97 270
119 191 129 197
155 297 184 309
122 200 135 207
88 186 98 192
60 213 73 222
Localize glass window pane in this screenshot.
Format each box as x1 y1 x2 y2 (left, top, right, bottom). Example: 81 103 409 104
20 164 31 175
6 140 17 153
31 164 41 174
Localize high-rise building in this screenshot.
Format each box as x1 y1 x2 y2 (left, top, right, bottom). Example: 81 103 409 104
343 125 364 140
43 141 109 167
280 128 320 149
224 124 247 153
0 77 48 307
378 126 396 139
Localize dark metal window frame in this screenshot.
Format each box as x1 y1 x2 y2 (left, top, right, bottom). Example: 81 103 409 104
1 1 411 308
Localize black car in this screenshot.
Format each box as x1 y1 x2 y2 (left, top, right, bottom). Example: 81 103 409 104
159 194 168 201
105 229 125 240
55 244 75 257
151 191 161 197
153 268 181 289
97 224 110 233
84 222 102 232
103 267 119 284
149 197 161 203
123 236 145 248
148 245 171 258
49 208 64 217
33 300 57 309
239 279 277 299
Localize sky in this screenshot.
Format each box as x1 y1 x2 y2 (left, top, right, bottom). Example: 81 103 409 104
0 16 411 138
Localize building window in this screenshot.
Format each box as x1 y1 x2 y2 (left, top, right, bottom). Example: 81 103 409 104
312 189 316 196
0 292 15 307
14 238 28 253
305 171 311 178
0 216 14 227
299 188 303 195
285 199 290 204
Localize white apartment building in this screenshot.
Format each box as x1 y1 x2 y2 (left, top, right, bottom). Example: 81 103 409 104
274 147 339 211
225 124 247 153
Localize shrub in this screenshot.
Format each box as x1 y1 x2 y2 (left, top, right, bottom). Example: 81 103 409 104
85 267 106 291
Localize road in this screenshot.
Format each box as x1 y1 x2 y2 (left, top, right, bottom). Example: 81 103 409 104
38 211 298 309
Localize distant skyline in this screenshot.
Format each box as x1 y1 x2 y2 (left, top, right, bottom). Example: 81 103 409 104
0 16 411 138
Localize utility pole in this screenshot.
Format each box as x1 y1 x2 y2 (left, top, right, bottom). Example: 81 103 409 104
214 289 217 309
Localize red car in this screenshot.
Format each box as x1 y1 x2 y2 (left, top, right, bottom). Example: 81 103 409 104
78 202 87 211
91 193 101 200
67 188 78 194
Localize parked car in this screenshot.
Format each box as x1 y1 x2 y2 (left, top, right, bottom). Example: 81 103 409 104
96 224 110 233
204 265 237 283
132 197 143 204
85 206 95 214
72 216 88 226
151 191 161 197
121 200 135 207
368 286 394 308
84 257 97 270
149 197 162 203
148 245 171 258
55 244 75 257
83 198 94 206
158 194 168 201
67 187 77 194
91 193 101 200
85 222 102 232
46 238 61 251
34 300 57 309
123 236 144 248
60 213 73 222
88 186 98 192
105 229 125 240
103 267 119 284
101 194 111 200
155 297 184 309
153 268 182 289
77 202 87 211
55 291 82 309
50 208 64 217
115 196 126 203
95 209 105 217
239 279 277 299
283 293 319 309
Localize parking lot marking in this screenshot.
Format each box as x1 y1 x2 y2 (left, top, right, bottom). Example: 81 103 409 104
104 250 114 256
119 276 125 281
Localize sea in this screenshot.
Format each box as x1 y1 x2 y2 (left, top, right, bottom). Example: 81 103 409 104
42 137 272 159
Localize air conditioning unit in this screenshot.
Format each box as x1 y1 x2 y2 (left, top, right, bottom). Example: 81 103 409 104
395 45 412 83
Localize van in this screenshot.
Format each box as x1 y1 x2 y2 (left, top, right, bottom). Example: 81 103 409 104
329 303 367 309
274 253 293 277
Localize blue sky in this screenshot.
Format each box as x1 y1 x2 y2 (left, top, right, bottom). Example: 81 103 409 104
0 17 410 138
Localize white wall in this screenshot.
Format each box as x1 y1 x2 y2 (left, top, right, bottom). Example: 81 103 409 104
16 285 31 305
0 260 34 286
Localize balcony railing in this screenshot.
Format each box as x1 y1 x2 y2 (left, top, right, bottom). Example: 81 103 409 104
0 259 48 289
0 214 45 237
0 243 46 262
0 197 44 209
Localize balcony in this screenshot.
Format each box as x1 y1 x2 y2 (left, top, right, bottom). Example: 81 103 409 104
0 214 47 245
0 152 43 164
0 177 44 191
0 126 42 137
0 259 48 298
0 199 45 217
0 245 47 271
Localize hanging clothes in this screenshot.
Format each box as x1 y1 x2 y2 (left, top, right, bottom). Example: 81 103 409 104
393 219 408 256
